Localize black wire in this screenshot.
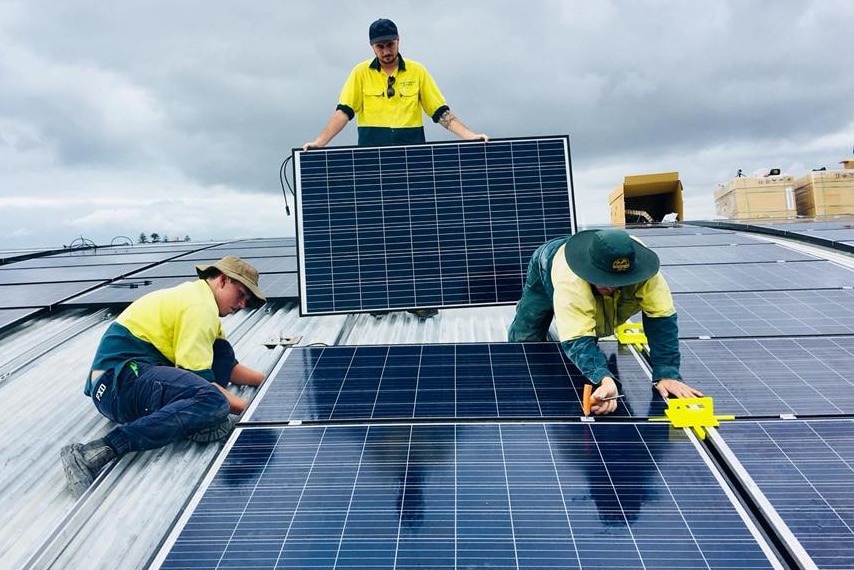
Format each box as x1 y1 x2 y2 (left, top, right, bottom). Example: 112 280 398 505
279 154 294 216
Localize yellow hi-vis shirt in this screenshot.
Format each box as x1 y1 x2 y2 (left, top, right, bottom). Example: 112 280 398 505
115 279 225 373
550 243 676 342
337 55 448 145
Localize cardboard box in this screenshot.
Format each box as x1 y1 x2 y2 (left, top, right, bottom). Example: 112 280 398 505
793 169 854 217
609 172 684 225
714 175 796 220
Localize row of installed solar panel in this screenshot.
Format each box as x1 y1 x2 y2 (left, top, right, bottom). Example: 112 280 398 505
242 338 854 425
0 239 299 312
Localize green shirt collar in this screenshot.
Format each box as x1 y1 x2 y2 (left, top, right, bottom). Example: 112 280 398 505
369 54 407 72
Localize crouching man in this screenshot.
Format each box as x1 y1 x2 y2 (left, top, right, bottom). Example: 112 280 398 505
61 256 266 497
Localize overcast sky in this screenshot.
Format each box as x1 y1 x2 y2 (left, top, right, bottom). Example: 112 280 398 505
1 0 852 251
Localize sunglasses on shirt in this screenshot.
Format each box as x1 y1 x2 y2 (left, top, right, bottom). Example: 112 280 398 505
386 75 395 98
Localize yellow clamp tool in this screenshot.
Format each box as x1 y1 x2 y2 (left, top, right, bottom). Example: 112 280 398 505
649 397 735 439
615 322 648 349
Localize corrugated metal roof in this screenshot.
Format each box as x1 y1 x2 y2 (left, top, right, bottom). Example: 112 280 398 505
2 226 853 568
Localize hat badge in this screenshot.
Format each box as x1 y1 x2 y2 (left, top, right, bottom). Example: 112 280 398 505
612 257 631 272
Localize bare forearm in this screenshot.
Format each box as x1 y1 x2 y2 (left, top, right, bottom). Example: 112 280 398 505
303 109 349 150
438 109 489 142
230 363 265 386
213 383 247 414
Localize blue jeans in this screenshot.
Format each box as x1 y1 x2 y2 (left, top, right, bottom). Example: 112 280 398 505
91 340 236 455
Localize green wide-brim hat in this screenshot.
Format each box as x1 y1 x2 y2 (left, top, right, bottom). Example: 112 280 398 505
564 229 660 287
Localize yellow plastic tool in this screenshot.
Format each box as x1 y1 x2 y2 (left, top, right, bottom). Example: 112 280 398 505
649 397 735 439
615 322 647 348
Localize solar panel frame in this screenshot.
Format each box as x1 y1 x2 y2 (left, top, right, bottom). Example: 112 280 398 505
294 136 577 316
152 422 782 570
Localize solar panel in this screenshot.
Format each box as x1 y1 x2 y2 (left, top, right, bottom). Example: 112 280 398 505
152 422 781 569
294 137 576 315
675 290 854 338
678 337 854 416
662 260 854 292
0 308 40 332
134 256 297 279
711 419 854 569
177 246 297 261
61 273 299 306
632 233 765 248
0 263 150 285
245 342 659 423
656 244 816 266
0 281 105 309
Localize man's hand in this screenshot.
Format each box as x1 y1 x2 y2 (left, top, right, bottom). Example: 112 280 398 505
590 376 619 415
302 140 324 152
654 379 703 399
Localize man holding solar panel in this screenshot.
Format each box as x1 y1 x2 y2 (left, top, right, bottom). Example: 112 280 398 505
302 18 489 320
509 229 703 415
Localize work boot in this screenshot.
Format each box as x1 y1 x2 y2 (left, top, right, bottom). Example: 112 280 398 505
187 415 238 443
60 438 117 498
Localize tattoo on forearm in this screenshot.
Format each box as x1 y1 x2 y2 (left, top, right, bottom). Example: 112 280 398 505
438 110 457 129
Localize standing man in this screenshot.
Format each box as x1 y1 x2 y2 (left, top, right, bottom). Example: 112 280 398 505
303 18 489 319
303 18 489 150
60 256 267 497
508 229 703 415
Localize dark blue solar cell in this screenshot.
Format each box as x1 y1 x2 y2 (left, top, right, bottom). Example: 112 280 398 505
155 422 780 569
295 137 576 315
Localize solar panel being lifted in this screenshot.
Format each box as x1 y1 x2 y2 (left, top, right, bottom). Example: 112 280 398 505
294 137 576 315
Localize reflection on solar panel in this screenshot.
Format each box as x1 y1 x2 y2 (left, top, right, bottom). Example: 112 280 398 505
675 290 854 338
246 342 659 422
679 337 854 416
662 260 854 292
656 244 815 265
712 419 854 568
295 137 576 315
153 423 779 569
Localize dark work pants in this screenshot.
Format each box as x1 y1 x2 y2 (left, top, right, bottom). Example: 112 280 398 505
92 339 237 455
508 239 563 342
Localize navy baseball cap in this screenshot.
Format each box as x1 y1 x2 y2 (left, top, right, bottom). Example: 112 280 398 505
369 18 398 44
